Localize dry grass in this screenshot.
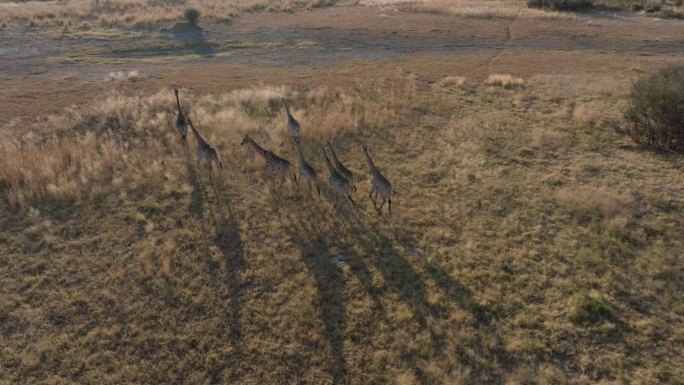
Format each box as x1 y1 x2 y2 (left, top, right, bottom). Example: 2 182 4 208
437 75 466 88
555 186 630 218
104 70 140 82
572 102 605 127
1 64 683 384
484 73 524 88
0 80 417 208
0 0 338 27
389 0 577 19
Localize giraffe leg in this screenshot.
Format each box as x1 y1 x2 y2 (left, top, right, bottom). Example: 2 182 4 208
377 199 386 215
369 189 378 209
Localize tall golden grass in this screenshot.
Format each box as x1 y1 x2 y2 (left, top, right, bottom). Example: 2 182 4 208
0 80 419 208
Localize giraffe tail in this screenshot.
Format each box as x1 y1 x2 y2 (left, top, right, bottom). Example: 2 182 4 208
218 160 223 169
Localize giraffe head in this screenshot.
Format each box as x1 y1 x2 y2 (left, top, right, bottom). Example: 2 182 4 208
240 135 251 146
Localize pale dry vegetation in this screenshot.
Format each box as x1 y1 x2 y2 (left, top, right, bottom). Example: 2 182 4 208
0 80 419 208
0 0 338 28
484 73 524 88
390 0 578 18
1 68 683 385
437 75 466 88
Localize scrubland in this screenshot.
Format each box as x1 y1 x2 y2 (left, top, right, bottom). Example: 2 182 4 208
2 68 683 384
1 1 683 384
0 0 336 28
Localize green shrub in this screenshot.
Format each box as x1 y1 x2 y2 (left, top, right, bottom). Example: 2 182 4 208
644 2 661 12
527 0 593 11
570 295 615 325
611 65 684 151
184 8 200 26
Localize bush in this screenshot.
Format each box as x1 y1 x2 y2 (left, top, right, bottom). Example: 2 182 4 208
611 65 684 151
644 1 661 12
570 295 615 325
184 8 200 26
527 0 593 11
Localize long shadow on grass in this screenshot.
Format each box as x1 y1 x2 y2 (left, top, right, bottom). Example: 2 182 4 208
279 191 512 382
185 154 247 382
209 177 247 382
184 149 205 217
274 197 353 383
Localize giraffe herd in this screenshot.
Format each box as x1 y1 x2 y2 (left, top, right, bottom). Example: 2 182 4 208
174 88 392 216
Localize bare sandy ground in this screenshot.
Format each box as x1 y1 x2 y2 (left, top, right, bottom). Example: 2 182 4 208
1 4 683 120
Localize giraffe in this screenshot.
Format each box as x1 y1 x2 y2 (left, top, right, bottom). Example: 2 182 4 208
174 88 188 141
241 135 297 187
281 98 301 137
187 118 223 177
321 147 355 207
362 143 392 216
326 140 356 192
293 136 320 196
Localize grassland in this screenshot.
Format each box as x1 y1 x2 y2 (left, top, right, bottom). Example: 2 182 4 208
1 1 684 384
0 0 337 29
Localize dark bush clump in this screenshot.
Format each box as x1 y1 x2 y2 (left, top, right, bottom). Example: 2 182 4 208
184 8 200 26
570 295 615 325
611 65 684 152
527 0 593 11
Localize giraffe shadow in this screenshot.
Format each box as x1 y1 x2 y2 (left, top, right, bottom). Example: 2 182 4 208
184 149 247 381
209 178 246 356
184 149 205 218
278 192 511 382
275 202 353 383
201 176 248 382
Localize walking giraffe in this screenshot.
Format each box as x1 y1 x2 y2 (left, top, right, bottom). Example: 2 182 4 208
174 88 188 141
281 98 301 137
241 135 297 187
321 147 355 207
362 143 392 215
187 118 223 177
293 136 320 196
326 140 356 192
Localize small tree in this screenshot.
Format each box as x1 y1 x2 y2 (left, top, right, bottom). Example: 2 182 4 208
184 8 200 26
611 65 684 152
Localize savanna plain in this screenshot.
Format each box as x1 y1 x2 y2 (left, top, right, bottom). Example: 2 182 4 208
1 0 683 384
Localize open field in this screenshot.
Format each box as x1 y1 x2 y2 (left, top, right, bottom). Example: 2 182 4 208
1 1 684 384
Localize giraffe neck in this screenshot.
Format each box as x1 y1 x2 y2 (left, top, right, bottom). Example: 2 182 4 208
283 100 294 120
363 147 378 174
175 92 182 112
322 152 335 173
327 143 341 165
247 139 270 158
189 122 205 144
293 140 306 164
